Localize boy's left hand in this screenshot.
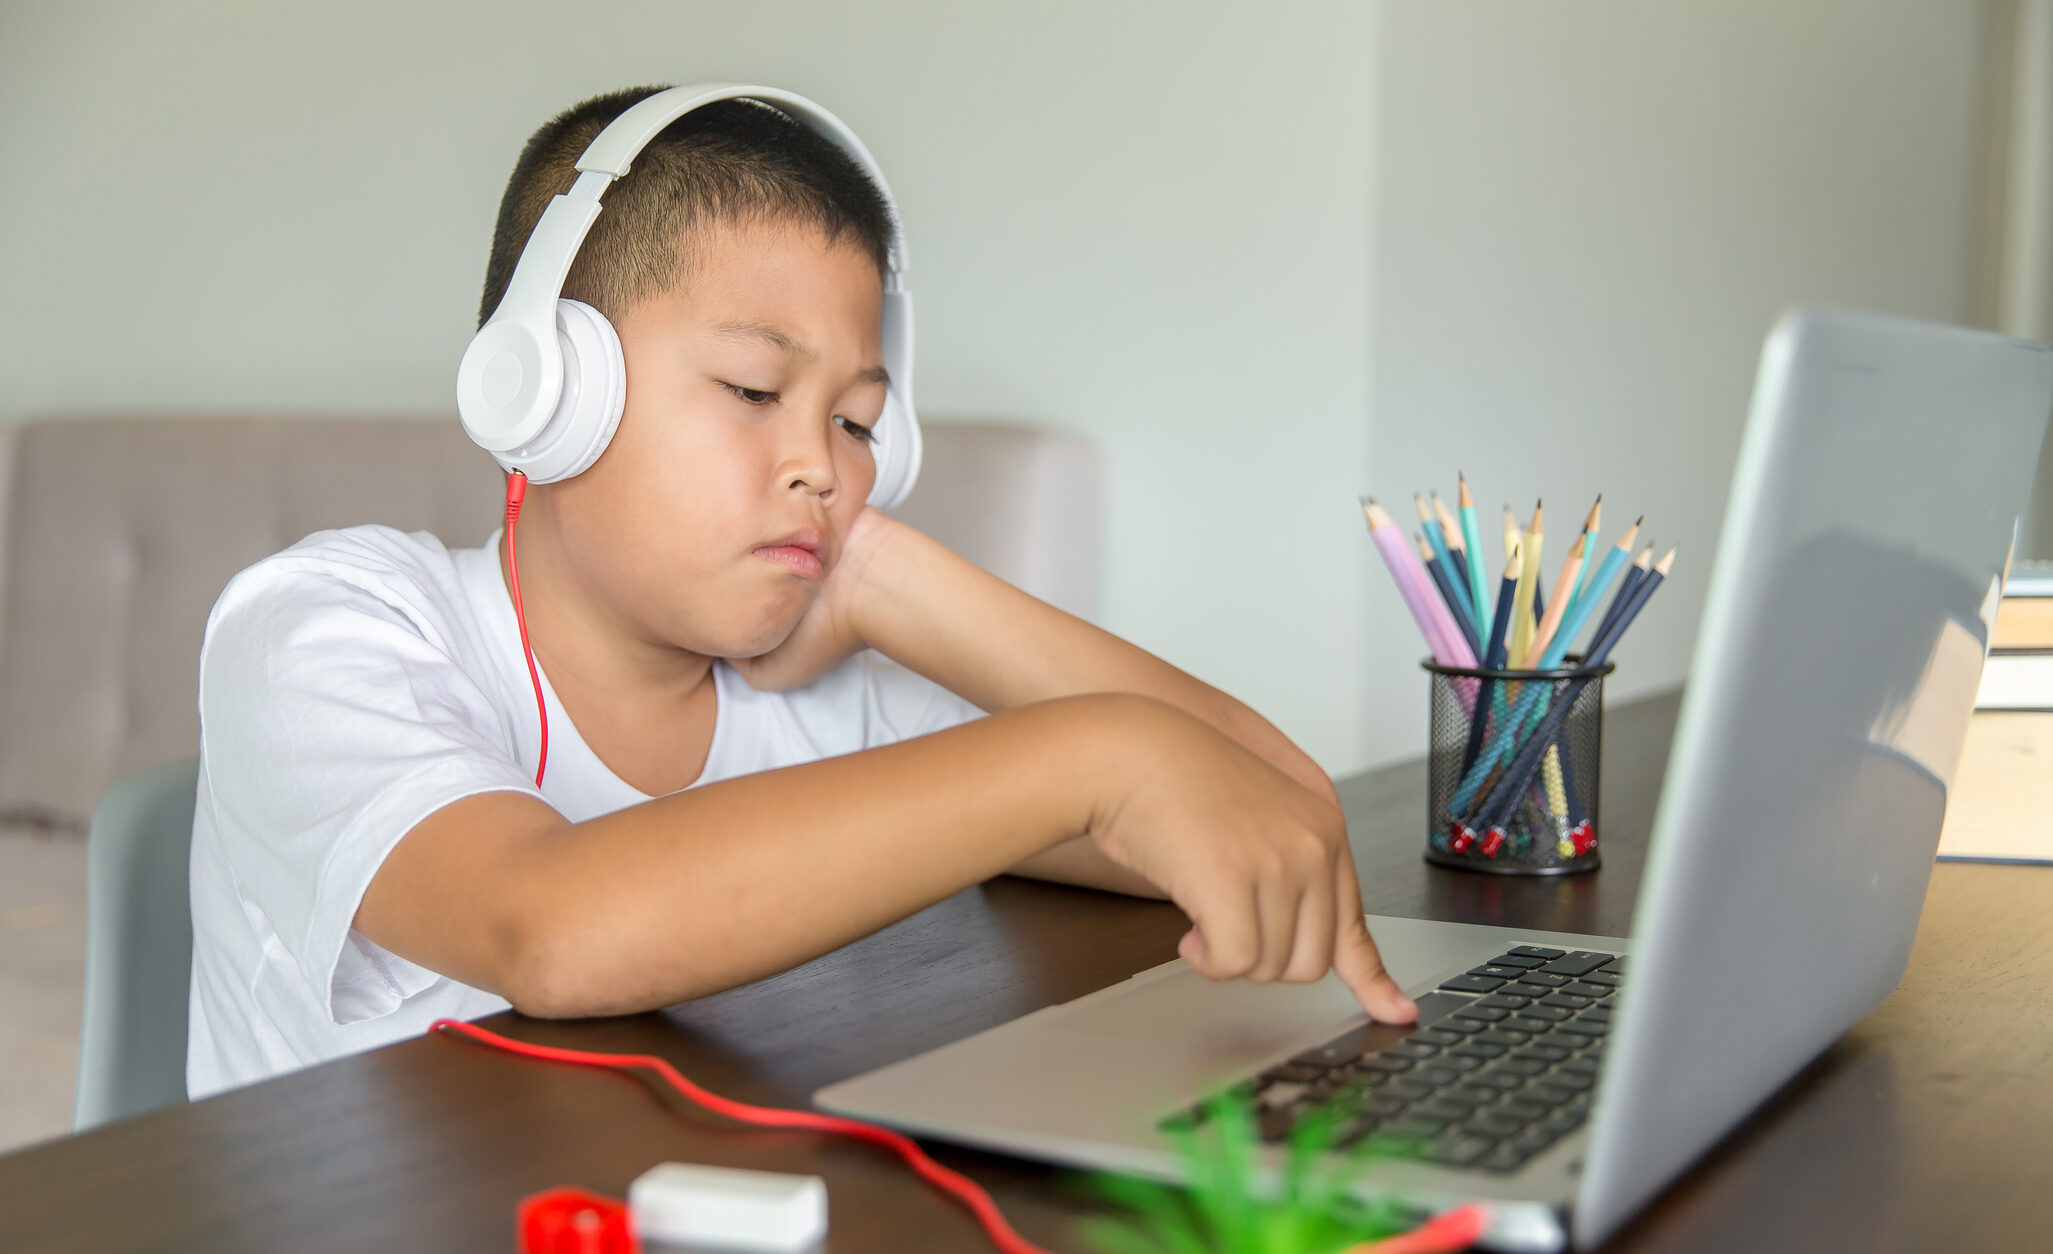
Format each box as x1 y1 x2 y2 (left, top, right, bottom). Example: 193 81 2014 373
727 505 899 691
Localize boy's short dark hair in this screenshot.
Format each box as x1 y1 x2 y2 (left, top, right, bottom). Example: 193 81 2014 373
478 87 895 329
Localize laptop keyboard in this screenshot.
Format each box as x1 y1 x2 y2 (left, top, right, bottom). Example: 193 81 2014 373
1162 947 1625 1175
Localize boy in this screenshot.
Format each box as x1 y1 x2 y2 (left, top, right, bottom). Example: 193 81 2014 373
186 87 1413 1099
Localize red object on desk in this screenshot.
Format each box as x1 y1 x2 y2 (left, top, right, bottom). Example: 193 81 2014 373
517 1187 637 1254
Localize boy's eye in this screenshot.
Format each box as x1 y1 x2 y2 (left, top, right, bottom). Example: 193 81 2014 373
725 384 777 406
836 415 877 444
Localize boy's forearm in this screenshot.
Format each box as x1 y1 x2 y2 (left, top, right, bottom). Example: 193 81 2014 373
492 696 1133 1017
1005 835 1170 899
856 523 1339 806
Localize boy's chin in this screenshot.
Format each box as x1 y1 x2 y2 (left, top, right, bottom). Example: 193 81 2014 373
703 612 810 662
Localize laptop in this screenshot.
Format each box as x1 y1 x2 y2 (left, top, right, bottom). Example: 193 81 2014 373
816 307 2053 1251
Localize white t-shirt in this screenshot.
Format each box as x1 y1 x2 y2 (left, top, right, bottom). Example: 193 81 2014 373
186 524 983 1100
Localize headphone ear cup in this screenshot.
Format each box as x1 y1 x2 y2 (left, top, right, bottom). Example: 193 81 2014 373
867 389 922 510
487 299 626 484
867 288 922 509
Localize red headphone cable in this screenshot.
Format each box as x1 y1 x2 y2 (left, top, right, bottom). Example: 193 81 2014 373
504 471 549 788
433 1017 1061 1254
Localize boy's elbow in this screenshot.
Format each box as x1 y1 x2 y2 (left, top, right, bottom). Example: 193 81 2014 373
496 912 606 1020
501 963 585 1020
495 909 715 1020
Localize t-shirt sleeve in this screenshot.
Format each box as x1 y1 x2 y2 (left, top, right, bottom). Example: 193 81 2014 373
195 553 545 1028
854 651 987 746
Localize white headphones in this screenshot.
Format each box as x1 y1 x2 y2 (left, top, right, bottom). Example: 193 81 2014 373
456 84 923 507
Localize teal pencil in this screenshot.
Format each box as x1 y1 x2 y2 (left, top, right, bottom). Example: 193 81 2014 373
1457 474 1491 623
1561 495 1603 627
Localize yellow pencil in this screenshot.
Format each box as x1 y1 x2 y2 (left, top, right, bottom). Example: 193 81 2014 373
1509 501 1544 667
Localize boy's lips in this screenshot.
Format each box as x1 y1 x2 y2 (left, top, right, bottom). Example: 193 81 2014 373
755 528 825 580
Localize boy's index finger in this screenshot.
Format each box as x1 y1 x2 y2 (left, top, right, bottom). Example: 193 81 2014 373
1333 913 1418 1023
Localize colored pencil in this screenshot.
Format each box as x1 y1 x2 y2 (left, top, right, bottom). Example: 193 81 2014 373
1509 501 1544 666
1419 533 1483 658
1529 520 1595 822
1560 495 1602 627
1456 545 1522 778
1481 545 1520 675
1415 496 1467 613
1585 547 1673 661
1361 498 1455 663
1592 544 1654 649
1415 496 1481 647
1457 474 1490 628
1536 519 1638 669
1553 729 1587 829
1433 492 1475 613
1527 532 1588 662
1361 498 1476 667
1541 743 1572 831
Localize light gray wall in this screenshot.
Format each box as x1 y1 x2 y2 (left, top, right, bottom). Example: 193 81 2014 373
1360 0 1989 766
0 1 2001 779
0 0 1381 770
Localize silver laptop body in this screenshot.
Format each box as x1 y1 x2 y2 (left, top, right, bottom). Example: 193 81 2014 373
817 308 2053 1251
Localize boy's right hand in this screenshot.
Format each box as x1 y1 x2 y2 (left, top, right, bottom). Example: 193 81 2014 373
1080 696 1417 1024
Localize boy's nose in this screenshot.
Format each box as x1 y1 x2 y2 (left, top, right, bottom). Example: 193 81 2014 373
775 414 839 500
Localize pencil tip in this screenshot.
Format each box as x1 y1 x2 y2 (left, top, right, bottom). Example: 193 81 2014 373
1636 515 1644 525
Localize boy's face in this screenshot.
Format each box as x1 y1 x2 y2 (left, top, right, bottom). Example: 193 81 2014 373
545 216 887 661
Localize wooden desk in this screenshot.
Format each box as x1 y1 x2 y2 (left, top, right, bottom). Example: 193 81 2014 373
4 691 2050 1252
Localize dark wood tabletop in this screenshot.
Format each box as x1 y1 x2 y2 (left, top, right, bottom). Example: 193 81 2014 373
5 689 2050 1253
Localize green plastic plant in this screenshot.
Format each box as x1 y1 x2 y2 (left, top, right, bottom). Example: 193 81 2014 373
1075 1084 1425 1254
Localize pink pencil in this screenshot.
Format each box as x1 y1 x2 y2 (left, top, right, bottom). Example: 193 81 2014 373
1360 498 1454 660
1361 498 1478 667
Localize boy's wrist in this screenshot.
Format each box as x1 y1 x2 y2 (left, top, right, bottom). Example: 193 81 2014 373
839 509 942 657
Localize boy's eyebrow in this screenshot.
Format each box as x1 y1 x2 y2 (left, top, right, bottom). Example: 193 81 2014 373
708 319 890 386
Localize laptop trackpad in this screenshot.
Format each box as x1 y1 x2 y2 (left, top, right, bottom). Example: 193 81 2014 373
1051 965 1365 1055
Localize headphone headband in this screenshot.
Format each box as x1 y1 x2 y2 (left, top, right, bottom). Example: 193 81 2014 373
457 84 923 506
573 85 908 277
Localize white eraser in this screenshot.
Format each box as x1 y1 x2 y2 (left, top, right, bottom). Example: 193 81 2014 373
627 1161 827 1252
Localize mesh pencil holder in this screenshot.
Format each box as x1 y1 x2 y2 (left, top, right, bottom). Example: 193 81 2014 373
1422 657 1614 875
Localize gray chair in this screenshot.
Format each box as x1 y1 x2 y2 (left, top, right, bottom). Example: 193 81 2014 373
42 414 1099 1130
71 757 199 1129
